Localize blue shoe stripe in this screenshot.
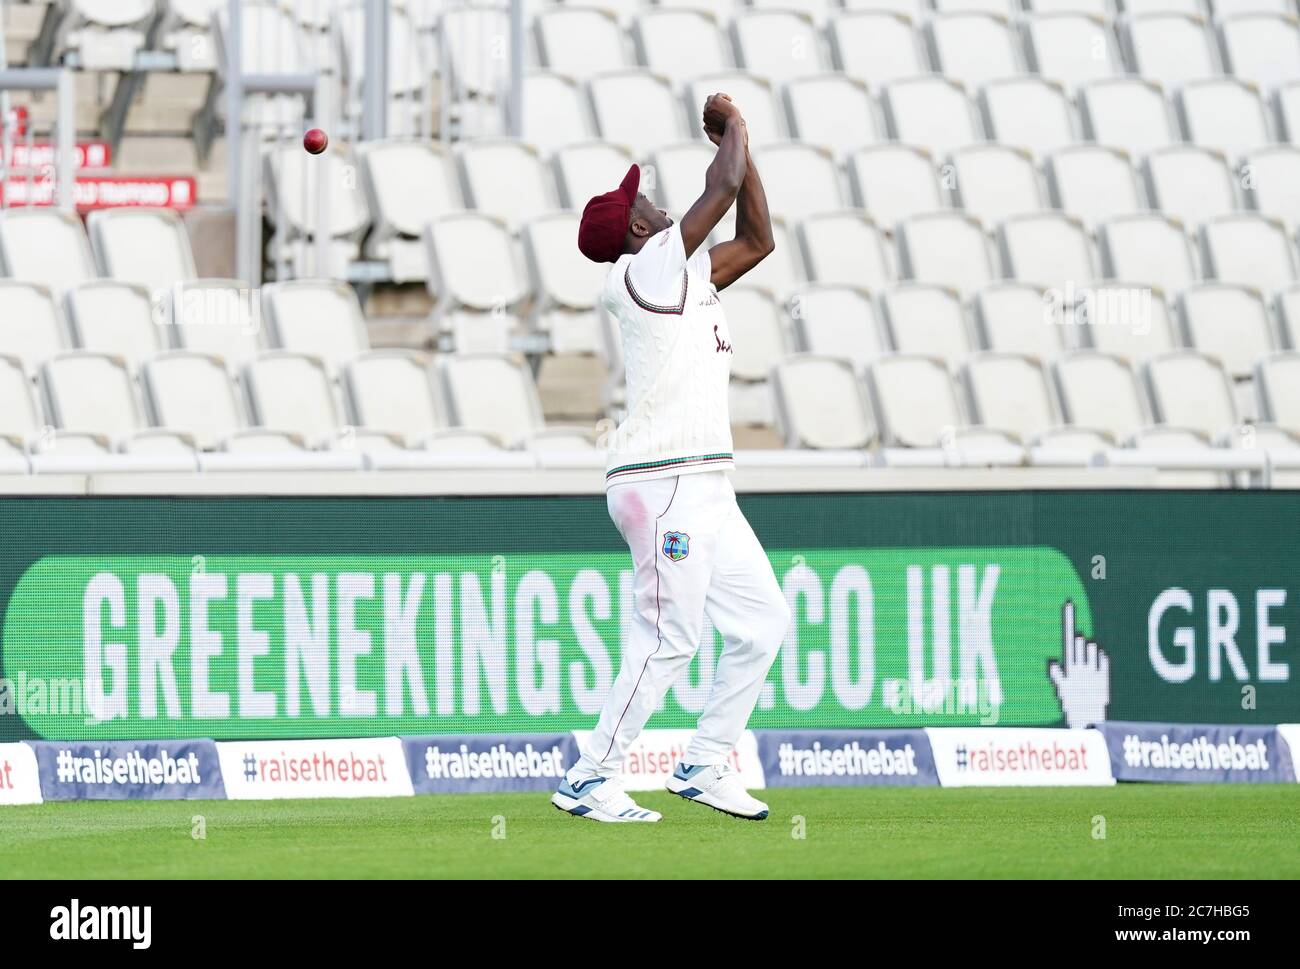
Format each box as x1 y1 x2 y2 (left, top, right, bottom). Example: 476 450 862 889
569 805 591 816
677 786 703 798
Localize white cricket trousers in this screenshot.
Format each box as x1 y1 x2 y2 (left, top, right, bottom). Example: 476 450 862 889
570 471 790 779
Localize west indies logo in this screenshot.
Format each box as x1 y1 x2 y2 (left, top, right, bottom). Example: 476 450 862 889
662 531 690 562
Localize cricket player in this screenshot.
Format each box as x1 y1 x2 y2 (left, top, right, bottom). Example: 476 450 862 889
552 94 789 823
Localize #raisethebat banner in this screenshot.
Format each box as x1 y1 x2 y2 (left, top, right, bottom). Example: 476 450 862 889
0 492 1296 742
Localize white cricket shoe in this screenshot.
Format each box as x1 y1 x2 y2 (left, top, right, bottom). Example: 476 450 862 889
552 774 662 823
666 762 769 820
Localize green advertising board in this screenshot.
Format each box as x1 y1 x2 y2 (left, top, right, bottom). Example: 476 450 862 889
0 492 1295 740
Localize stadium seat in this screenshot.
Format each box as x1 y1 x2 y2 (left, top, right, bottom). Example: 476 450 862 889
896 212 996 296
797 210 894 290
1141 146 1240 231
142 351 246 450
264 144 371 279
687 73 784 145
1242 146 1300 228
1219 13 1300 95
425 212 529 319
0 354 43 454
751 143 842 222
0 210 97 298
1077 78 1180 160
1176 78 1273 163
552 142 637 211
1044 145 1144 228
63 0 153 70
1097 214 1199 298
243 351 346 448
534 6 629 79
841 0 928 14
828 11 927 91
1274 80 1300 141
1199 214 1297 293
219 429 309 454
522 212 607 330
979 77 1076 158
1073 283 1178 364
1053 349 1149 441
343 350 446 446
457 139 557 232
947 144 1044 227
262 280 371 376
521 73 594 155
881 77 981 159
439 353 547 445
771 354 875 449
972 282 1068 361
1143 350 1239 441
646 143 715 220
961 352 1059 443
160 0 224 72
1255 350 1300 433
337 1 428 134
0 281 71 375
359 140 465 282
789 284 886 371
865 354 969 448
87 208 198 300
734 217 802 299
880 283 974 369
1178 283 1276 380
213 1 309 128
783 74 882 157
725 287 788 430
998 213 1096 294
172 279 265 370
1274 283 1300 345
932 0 1016 12
441 5 512 100
847 144 944 231
926 13 1023 91
65 282 165 372
1023 12 1121 89
1122 13 1221 92
633 9 731 84
589 71 686 159
39 351 145 442
732 10 826 84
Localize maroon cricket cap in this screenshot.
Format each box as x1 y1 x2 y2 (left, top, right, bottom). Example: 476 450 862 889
578 164 640 263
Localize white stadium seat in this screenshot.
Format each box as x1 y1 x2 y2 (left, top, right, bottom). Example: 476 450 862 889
40 351 144 440
790 285 886 371
523 212 608 317
0 281 71 375
847 144 944 230
726 287 788 430
1178 283 1277 380
1097 214 1199 297
1044 145 1143 228
553 142 637 210
961 352 1059 443
1144 350 1239 440
1023 13 1121 89
828 12 927 91
65 282 165 372
1219 13 1300 95
926 13 1023 92
1053 350 1148 440
1073 283 1178 364
732 10 826 84
880 283 975 369
633 9 732 85
1123 13 1220 92
440 353 546 444
687 73 784 146
947 144 1044 227
735 217 802 299
441 6 512 99
264 143 371 279
521 73 593 155
979 77 1076 158
882 77 982 159
1274 81 1300 142
262 280 371 376
359 140 464 282
783 75 882 157
589 71 685 159
1199 214 1298 293
535 7 629 80
243 351 344 448
343 350 445 445
142 351 246 450
771 354 875 449
896 212 996 296
797 210 894 290
1243 146 1300 228
0 210 97 298
648 144 715 216
1256 351 1300 433
751 143 842 221
172 279 265 370
1141 147 1240 231
426 213 531 316
1176 78 1273 163
1276 283 1300 345
998 213 1096 293
865 354 965 448
457 139 557 232
1077 78 1180 160
87 208 198 299
973 282 1068 361
0 354 43 451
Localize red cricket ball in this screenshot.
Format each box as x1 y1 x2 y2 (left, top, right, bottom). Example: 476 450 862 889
303 128 329 155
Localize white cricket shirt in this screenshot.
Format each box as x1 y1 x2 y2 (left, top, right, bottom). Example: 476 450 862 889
601 223 735 487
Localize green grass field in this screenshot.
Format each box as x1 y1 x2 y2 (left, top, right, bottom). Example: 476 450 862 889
3 785 1298 879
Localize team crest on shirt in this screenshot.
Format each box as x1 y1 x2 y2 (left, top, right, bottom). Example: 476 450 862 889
662 531 690 562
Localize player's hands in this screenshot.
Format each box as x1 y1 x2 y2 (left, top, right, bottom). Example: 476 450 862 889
702 93 745 147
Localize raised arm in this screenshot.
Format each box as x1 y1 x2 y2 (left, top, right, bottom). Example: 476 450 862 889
678 94 748 259
707 143 774 291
